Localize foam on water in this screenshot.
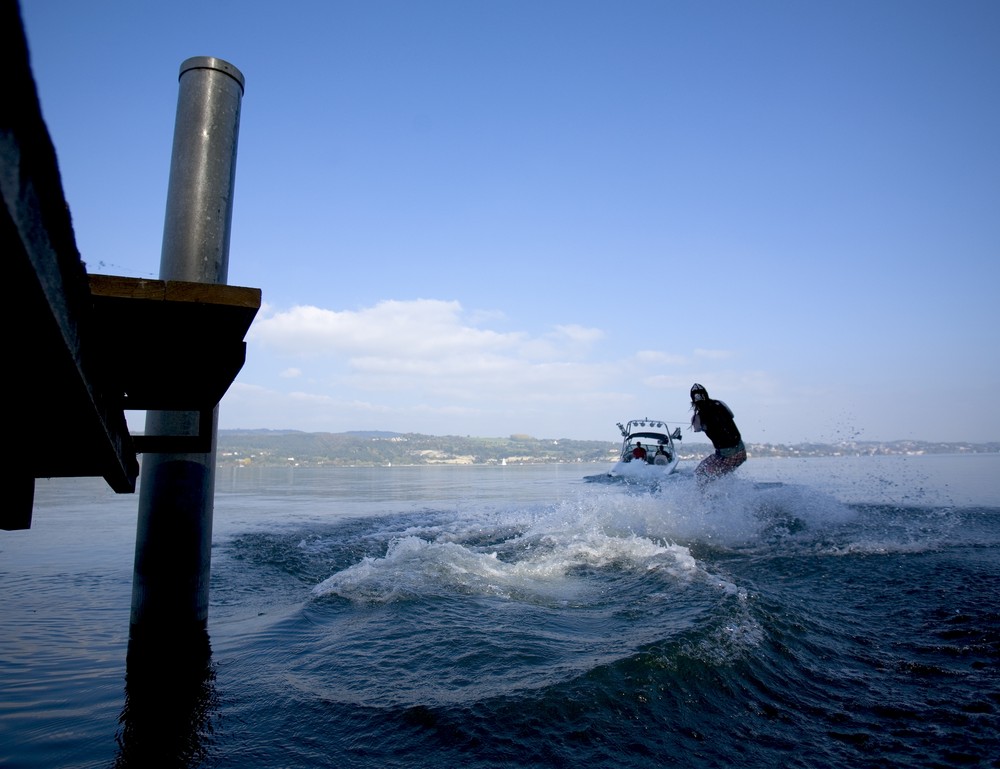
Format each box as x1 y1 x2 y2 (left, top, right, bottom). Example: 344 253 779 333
310 506 702 606
308 469 895 608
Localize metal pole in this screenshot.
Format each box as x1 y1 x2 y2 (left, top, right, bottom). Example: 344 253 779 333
130 57 244 639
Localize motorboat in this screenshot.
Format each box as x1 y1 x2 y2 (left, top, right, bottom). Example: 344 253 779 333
605 418 682 480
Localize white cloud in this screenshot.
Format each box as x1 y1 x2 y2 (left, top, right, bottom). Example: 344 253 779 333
552 324 604 344
693 348 736 360
250 300 523 358
635 350 688 365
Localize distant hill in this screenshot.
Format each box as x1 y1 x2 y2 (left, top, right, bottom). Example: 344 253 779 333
215 430 999 468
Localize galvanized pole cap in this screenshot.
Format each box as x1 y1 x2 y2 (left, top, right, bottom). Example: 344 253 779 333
178 56 245 93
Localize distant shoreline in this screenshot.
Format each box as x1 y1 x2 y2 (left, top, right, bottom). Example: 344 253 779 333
211 430 999 468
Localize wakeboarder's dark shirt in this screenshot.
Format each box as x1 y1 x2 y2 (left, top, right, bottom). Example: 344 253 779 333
696 400 742 450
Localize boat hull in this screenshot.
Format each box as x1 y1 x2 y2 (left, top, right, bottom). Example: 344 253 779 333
607 456 679 480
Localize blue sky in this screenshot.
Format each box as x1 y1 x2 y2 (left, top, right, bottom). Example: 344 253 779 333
20 0 1000 444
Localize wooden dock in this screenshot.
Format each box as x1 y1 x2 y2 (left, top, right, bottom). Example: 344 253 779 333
2 0 260 529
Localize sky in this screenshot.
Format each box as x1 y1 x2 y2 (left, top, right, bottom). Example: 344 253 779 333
19 0 1000 445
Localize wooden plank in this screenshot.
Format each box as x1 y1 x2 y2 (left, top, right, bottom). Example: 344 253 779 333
164 279 261 309
89 274 261 310
87 275 166 301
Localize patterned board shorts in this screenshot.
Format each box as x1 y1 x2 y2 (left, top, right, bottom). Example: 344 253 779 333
694 443 747 480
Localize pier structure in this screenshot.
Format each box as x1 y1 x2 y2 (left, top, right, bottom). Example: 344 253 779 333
3 0 260 639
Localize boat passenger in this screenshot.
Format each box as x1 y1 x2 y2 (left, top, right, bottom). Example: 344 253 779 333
689 383 746 482
654 444 670 465
631 442 647 462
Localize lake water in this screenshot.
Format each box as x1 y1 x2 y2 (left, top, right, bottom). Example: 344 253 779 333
2 454 998 768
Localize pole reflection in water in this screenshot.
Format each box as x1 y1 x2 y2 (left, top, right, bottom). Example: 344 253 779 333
113 629 217 768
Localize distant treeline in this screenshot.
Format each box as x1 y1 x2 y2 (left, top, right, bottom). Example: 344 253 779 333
214 430 999 468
